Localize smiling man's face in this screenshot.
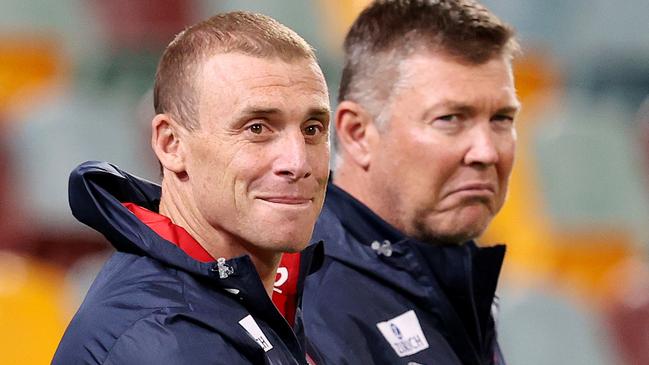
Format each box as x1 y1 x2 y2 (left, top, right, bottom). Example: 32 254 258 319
364 52 519 244
183 53 330 253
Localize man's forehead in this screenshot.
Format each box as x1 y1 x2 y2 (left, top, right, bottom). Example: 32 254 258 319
199 52 324 85
396 52 515 93
195 52 330 123
238 105 331 117
400 50 513 76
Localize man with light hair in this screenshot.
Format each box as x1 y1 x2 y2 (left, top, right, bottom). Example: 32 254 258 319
53 11 330 364
303 0 520 364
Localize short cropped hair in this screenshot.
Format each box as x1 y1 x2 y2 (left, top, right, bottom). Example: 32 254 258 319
340 0 519 124
153 11 317 130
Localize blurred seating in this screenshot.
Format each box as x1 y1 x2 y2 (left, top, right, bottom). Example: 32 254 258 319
0 252 70 364
603 258 649 365
498 287 620 365
534 93 649 235
602 96 649 365
637 96 649 184
0 123 28 246
0 35 62 118
93 0 196 50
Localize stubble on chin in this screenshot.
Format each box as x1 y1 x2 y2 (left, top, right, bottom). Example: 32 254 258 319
409 197 493 246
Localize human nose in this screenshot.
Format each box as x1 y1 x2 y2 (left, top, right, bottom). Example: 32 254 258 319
274 130 312 181
463 124 499 167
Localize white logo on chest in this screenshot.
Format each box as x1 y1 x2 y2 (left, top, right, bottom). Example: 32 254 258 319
376 310 429 357
239 315 274 352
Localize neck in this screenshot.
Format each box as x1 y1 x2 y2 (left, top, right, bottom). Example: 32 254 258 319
159 177 280 297
333 160 372 207
334 159 402 234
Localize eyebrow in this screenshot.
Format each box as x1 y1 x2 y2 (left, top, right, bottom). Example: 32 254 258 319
239 107 282 117
238 106 331 120
424 100 521 119
307 106 332 121
494 105 521 115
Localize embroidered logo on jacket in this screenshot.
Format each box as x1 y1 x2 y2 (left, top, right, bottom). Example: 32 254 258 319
376 310 429 357
239 315 274 352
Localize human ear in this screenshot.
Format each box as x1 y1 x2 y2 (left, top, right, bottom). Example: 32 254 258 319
151 114 186 174
335 101 379 169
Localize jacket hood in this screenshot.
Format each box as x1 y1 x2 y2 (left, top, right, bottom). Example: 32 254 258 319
70 161 212 272
69 161 323 294
68 161 276 284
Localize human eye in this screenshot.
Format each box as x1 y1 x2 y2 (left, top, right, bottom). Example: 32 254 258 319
436 114 458 122
430 114 463 132
244 121 273 139
431 113 466 126
303 120 327 142
491 114 515 127
248 123 264 134
304 123 323 136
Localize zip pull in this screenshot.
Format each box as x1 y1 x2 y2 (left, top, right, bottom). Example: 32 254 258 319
371 240 393 257
214 257 234 279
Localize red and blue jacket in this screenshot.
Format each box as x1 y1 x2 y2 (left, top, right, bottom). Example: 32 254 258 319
303 183 507 365
53 161 321 365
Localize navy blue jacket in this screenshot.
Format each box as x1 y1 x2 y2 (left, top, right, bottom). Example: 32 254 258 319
303 183 506 365
53 161 320 365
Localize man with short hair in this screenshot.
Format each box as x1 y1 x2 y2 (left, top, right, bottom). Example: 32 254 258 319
53 11 330 364
303 1 520 364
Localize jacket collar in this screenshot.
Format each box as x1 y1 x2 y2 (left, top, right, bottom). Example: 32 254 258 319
322 183 406 246
319 182 504 268
319 181 505 300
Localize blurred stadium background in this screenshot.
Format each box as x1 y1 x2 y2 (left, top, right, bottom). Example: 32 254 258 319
0 1 648 363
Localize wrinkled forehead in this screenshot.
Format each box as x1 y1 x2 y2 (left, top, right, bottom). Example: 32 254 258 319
398 48 513 81
197 52 325 91
194 53 329 125
393 51 516 97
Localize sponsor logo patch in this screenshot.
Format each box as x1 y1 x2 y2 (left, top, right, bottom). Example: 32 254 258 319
239 315 273 352
376 310 429 357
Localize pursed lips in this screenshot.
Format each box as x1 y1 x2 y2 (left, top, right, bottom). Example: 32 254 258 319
446 182 496 196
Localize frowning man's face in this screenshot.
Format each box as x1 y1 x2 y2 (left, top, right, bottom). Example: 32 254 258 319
364 52 519 244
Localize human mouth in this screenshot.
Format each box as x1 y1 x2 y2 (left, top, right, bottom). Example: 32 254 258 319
448 183 496 197
257 196 313 205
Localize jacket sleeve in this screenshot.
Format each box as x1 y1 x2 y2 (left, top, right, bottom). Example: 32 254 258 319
102 313 252 365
